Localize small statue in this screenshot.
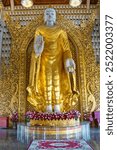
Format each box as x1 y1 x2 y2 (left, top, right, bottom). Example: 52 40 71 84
87 82 96 113
9 84 18 113
27 8 79 113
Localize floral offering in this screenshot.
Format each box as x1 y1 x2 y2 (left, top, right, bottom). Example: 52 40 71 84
10 112 18 122
25 110 81 121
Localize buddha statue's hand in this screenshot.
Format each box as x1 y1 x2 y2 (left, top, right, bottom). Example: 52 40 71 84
34 35 44 56
65 58 76 73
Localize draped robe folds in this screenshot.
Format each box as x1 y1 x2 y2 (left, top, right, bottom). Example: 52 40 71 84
27 25 79 111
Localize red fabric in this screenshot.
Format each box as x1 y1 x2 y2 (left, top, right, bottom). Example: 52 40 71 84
0 117 9 128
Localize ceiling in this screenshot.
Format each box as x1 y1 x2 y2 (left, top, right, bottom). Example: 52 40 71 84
2 0 98 7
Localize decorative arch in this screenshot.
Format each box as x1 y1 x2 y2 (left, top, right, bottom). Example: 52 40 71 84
0 10 99 119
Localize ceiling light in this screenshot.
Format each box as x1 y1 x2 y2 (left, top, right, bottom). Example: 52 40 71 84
21 0 33 8
69 0 82 7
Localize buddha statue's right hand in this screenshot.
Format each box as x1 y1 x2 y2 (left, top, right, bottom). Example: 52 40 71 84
34 35 44 56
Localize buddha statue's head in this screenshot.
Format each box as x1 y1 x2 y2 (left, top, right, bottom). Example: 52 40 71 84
44 8 56 26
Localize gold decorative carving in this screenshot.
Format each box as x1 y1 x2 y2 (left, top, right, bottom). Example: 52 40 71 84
0 8 100 119
87 82 96 113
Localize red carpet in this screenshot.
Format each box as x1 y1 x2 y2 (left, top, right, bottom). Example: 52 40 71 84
28 139 93 149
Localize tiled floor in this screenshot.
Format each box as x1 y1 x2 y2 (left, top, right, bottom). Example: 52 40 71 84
0 127 100 150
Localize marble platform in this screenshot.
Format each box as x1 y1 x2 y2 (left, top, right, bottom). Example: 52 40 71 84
0 126 99 150
17 121 90 144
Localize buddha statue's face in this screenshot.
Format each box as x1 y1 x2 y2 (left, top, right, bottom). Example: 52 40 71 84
44 8 56 25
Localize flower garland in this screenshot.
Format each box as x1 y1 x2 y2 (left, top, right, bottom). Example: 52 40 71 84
25 110 81 121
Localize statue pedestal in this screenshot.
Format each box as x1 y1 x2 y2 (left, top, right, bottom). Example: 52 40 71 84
30 118 80 127
17 122 90 144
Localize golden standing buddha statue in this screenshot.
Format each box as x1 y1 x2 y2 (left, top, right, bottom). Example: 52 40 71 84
27 8 79 113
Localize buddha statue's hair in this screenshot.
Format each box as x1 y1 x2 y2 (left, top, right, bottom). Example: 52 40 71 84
44 8 56 24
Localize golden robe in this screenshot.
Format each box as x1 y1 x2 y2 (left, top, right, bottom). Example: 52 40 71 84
27 25 79 112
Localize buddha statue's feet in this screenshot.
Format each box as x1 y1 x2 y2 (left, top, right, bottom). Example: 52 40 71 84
46 105 52 113
54 104 61 113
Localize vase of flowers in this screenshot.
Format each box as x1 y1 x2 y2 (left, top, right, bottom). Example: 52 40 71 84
25 111 32 126
10 112 18 129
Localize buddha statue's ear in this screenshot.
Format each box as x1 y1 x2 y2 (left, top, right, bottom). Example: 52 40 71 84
55 10 58 23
